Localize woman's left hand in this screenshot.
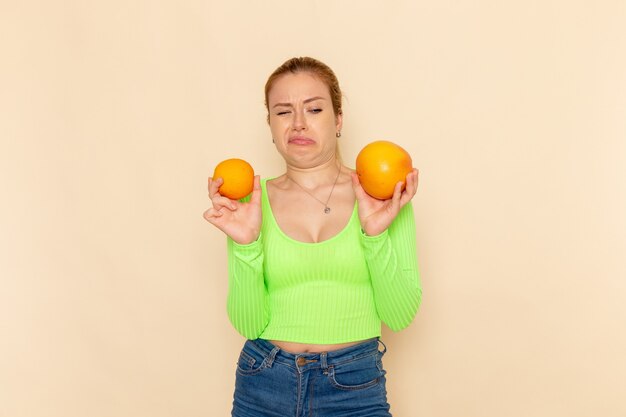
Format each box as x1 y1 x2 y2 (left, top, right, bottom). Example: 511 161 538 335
351 168 419 236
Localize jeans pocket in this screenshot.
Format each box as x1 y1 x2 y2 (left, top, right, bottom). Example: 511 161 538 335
327 353 384 391
236 341 269 376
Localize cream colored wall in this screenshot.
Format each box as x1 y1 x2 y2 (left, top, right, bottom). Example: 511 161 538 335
1 1 625 416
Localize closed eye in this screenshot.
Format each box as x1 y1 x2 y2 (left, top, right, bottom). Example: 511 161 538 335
309 108 322 114
276 111 291 116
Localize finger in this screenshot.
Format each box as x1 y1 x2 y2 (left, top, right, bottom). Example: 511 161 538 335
208 177 224 199
208 176 215 196
350 172 369 200
211 194 236 211
411 168 419 191
405 169 418 197
203 207 223 222
400 170 419 207
249 175 262 205
390 181 404 211
208 177 237 210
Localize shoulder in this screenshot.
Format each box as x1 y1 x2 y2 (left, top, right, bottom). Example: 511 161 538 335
264 175 288 191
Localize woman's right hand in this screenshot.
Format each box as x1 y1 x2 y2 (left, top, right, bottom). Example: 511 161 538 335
203 175 262 245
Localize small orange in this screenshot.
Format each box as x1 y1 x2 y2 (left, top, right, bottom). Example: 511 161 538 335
212 158 255 200
355 141 413 200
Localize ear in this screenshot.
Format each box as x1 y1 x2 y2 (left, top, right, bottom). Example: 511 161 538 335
335 111 343 133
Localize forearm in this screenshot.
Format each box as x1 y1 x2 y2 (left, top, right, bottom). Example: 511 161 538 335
361 202 422 331
226 236 269 339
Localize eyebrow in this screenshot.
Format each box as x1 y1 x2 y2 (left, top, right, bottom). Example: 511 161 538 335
272 96 325 108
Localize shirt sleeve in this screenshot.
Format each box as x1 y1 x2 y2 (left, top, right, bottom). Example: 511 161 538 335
226 235 269 339
359 201 422 331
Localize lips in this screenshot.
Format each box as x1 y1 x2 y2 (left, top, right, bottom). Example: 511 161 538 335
288 136 315 145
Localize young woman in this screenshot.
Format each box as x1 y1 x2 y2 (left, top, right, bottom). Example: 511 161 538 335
204 57 421 417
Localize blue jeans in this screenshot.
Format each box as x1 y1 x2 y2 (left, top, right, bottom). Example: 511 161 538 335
231 338 392 417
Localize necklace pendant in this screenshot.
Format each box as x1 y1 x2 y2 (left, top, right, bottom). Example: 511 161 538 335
324 207 331 214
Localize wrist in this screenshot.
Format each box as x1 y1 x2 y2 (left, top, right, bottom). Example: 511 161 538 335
232 233 261 246
360 227 387 238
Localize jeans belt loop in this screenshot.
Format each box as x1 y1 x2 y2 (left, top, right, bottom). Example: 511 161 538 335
320 352 328 370
377 338 387 355
267 346 280 367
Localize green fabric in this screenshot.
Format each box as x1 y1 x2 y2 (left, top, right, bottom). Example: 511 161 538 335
226 178 421 344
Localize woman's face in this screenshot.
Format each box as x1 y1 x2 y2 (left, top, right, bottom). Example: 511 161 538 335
267 72 342 168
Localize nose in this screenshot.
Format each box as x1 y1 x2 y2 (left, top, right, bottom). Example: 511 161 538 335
292 108 307 131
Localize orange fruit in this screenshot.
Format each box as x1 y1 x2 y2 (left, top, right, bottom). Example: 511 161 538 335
355 141 413 200
212 158 254 200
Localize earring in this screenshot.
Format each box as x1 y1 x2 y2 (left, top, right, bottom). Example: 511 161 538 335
336 131 341 138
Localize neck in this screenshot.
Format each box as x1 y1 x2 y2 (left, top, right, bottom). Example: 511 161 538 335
285 158 341 188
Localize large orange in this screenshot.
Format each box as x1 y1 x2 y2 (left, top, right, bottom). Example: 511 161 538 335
212 158 254 200
355 141 413 200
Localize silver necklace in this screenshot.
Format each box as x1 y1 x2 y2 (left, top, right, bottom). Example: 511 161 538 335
287 166 342 214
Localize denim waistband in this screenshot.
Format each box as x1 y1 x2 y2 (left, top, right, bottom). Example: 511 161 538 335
247 338 386 371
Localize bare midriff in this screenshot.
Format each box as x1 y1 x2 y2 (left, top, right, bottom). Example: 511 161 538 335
270 339 373 354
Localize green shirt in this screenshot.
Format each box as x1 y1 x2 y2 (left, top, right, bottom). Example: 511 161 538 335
227 178 422 344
